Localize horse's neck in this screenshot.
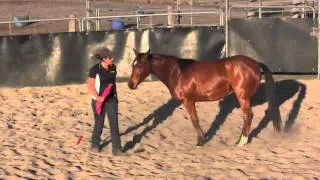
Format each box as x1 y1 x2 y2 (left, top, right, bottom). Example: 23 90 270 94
150 56 180 89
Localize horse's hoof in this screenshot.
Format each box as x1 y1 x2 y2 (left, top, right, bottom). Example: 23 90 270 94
196 137 206 146
236 135 248 147
196 142 204 146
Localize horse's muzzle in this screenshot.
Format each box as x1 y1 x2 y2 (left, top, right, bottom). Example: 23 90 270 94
128 82 137 90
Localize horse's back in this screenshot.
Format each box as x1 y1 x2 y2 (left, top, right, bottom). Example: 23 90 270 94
226 55 260 68
224 55 262 99
180 55 261 80
225 55 261 79
176 59 231 101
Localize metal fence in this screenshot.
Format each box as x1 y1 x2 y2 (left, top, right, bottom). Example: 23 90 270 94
0 17 80 36
80 10 224 32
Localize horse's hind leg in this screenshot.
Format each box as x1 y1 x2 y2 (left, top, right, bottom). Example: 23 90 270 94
183 100 206 146
237 98 253 146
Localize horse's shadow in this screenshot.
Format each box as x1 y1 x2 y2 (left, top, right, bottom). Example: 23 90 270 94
204 79 307 144
121 99 181 152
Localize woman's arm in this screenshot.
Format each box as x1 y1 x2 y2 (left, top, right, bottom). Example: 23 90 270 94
113 65 118 98
87 77 104 102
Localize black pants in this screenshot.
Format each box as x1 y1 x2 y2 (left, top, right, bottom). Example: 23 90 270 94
91 96 121 150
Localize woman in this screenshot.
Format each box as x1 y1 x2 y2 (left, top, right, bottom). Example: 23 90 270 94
87 47 124 156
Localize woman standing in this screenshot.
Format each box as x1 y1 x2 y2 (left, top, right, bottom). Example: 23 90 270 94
87 47 124 156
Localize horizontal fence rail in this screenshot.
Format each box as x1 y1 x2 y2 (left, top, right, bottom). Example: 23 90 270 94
0 17 79 25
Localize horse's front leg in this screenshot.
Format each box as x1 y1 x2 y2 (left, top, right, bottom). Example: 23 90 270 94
183 100 206 146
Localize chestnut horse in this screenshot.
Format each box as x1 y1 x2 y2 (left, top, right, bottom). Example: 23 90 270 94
128 49 282 146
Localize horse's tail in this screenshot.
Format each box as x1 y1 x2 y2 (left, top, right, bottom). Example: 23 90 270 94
259 63 282 132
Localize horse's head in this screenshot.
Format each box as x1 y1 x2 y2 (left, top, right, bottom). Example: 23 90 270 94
128 49 151 89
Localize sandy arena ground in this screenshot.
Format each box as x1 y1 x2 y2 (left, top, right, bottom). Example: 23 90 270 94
0 79 320 179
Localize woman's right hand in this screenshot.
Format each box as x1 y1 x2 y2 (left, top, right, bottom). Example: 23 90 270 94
96 96 105 103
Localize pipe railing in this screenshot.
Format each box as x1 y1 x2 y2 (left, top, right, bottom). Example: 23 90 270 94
228 5 316 19
94 8 224 30
80 10 224 32
0 17 81 35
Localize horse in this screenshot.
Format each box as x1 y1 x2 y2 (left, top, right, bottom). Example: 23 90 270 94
128 49 282 146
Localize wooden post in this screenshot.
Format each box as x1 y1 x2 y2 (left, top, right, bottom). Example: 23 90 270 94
168 6 174 26
68 14 76 32
8 23 12 35
149 16 153 27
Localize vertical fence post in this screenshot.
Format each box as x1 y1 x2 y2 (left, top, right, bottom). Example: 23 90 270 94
225 0 229 57
86 0 91 31
302 0 305 18
68 15 76 32
136 15 140 29
259 0 262 18
8 22 12 35
149 16 153 27
95 8 100 30
176 0 181 24
168 6 174 26
190 0 193 25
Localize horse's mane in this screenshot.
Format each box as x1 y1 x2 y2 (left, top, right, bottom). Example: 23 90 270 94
151 54 196 72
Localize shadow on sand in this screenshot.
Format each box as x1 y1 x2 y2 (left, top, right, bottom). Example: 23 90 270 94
204 79 307 144
122 99 181 152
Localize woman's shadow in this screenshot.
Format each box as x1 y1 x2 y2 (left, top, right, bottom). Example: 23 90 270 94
204 79 307 144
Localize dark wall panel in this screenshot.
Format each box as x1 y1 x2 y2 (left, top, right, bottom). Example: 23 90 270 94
0 35 53 86
228 18 317 73
149 26 225 60
0 27 225 87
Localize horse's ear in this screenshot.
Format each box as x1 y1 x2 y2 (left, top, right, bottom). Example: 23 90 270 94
133 48 138 56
